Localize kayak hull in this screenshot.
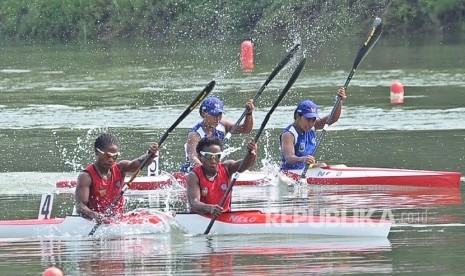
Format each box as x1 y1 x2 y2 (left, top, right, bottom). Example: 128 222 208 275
56 166 461 190
174 210 391 237
284 167 462 188
0 217 94 239
56 171 271 190
0 211 164 239
0 210 390 239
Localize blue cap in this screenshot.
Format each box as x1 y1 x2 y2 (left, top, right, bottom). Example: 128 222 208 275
296 100 318 118
200 97 224 116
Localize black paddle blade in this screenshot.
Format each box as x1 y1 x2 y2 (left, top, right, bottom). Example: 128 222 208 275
134 80 216 182
300 18 383 179
188 81 216 112
225 44 301 143
253 58 307 142
352 17 383 70
158 80 215 145
263 43 301 87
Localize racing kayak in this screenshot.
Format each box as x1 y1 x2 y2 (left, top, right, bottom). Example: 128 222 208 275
56 166 461 190
173 210 391 237
0 210 390 239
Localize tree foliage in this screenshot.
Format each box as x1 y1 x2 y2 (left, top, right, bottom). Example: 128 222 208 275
0 0 463 43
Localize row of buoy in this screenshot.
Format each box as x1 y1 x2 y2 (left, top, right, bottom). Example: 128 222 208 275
240 40 405 104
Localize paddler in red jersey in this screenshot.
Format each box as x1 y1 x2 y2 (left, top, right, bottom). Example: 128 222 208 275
186 137 257 215
75 133 159 223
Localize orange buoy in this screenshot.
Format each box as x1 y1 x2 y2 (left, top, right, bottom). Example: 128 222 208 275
390 80 404 104
241 39 254 73
43 266 64 276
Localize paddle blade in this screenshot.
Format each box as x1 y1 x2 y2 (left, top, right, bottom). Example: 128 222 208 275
253 58 307 142
300 18 383 179
189 81 216 112
263 43 301 87
157 80 215 145
225 44 301 144
352 17 383 70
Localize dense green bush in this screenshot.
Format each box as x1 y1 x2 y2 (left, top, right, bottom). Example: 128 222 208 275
0 0 463 44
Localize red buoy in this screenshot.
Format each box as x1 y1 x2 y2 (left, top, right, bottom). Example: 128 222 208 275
43 266 64 276
241 39 254 73
390 80 404 104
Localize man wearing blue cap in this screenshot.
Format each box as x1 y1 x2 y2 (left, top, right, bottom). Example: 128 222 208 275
280 87 347 170
181 96 254 172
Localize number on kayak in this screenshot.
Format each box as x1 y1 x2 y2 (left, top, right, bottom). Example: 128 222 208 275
148 156 159 176
38 193 54 219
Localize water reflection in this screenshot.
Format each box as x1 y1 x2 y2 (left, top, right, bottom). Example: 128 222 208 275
2 221 462 275
0 233 392 275
181 235 392 275
19 235 174 275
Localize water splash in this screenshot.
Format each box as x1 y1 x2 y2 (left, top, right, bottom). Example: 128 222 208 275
54 127 108 173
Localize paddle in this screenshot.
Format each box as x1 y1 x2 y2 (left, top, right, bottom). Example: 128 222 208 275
223 43 301 144
88 80 215 235
299 17 383 179
204 58 307 234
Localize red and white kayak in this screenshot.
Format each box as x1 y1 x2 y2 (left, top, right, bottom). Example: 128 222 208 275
56 166 461 190
56 174 176 190
0 210 168 239
55 171 271 190
174 210 391 237
284 166 462 189
0 210 390 239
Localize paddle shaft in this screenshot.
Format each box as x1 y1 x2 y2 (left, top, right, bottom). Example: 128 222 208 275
204 58 307 234
88 80 215 235
299 17 383 179
224 44 301 143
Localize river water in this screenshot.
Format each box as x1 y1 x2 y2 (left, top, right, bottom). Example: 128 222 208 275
0 38 464 275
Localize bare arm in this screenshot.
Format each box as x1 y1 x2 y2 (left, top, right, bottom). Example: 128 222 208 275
223 99 254 134
281 132 320 166
315 87 346 129
75 171 101 221
118 143 159 174
185 132 202 169
186 172 222 215
280 132 316 166
224 140 257 174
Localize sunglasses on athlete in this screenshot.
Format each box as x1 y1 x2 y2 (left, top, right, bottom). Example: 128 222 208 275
200 151 222 160
96 148 120 160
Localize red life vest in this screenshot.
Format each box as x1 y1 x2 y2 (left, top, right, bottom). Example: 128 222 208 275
193 163 231 211
85 163 125 215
